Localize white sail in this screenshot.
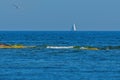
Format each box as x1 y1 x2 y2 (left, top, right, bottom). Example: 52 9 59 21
72 24 77 31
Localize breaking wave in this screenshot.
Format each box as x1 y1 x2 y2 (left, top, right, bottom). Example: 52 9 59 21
46 46 74 49
46 46 99 50
46 45 120 50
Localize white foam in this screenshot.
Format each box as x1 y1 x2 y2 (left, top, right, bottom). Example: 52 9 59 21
80 47 88 50
46 46 74 49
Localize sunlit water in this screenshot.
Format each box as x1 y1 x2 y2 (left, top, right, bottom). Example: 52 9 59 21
0 31 120 80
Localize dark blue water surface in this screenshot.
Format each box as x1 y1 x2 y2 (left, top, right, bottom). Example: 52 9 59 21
0 31 120 80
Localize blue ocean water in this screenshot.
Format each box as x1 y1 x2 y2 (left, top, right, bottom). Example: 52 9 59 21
0 31 120 80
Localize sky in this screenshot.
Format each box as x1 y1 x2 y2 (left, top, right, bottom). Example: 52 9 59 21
0 0 120 31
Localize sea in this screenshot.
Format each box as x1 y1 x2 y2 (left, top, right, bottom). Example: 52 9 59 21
0 31 120 80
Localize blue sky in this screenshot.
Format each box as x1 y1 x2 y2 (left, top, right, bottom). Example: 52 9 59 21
0 0 120 31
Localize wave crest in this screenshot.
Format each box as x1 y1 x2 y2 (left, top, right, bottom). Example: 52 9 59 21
46 46 74 49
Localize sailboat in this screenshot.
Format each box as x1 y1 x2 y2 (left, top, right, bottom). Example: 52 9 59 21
72 24 77 31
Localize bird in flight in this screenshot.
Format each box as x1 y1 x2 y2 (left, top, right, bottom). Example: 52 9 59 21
13 4 20 9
